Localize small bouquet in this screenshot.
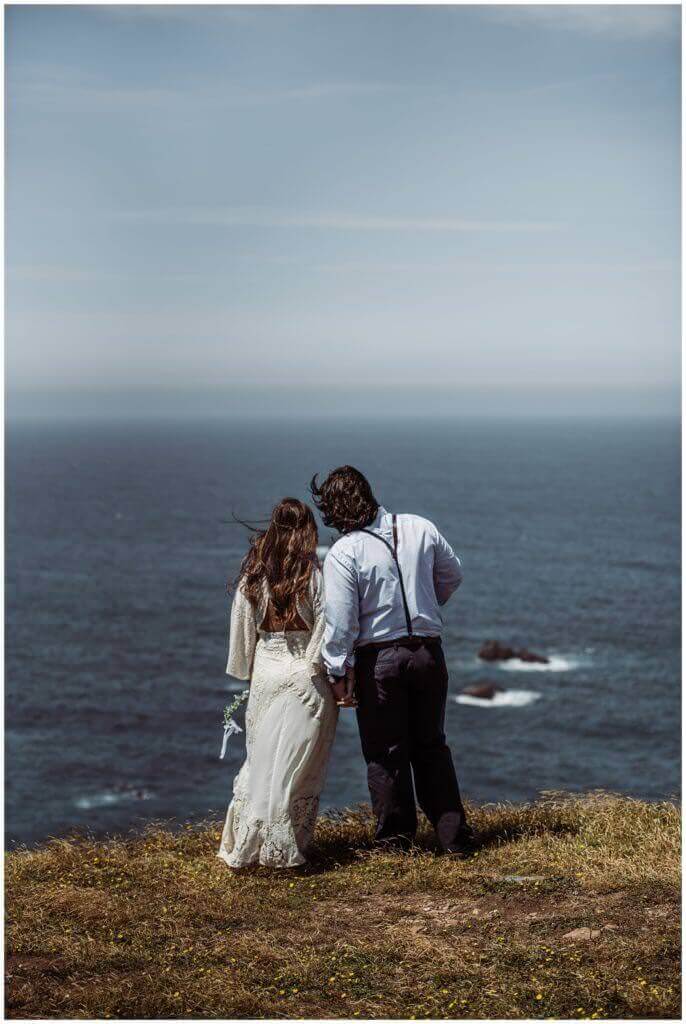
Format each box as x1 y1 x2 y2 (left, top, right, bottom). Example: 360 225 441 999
219 689 249 759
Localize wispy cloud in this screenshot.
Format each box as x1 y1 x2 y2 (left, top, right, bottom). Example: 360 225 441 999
6 263 211 284
7 264 107 284
8 66 399 114
275 82 397 102
93 5 290 28
509 71 621 99
114 206 561 233
486 5 679 39
315 258 676 275
9 258 674 284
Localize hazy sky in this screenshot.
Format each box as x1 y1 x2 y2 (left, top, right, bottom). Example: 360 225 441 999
6 4 681 417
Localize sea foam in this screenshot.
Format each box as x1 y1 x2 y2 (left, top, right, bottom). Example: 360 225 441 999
496 654 577 673
75 788 154 810
454 689 542 708
226 679 247 693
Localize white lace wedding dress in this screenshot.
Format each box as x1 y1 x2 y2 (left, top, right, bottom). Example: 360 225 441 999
217 569 338 868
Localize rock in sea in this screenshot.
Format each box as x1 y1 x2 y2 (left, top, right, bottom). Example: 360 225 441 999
460 683 505 700
478 640 549 664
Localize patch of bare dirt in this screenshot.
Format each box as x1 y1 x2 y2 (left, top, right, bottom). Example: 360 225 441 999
308 884 664 948
6 955 69 977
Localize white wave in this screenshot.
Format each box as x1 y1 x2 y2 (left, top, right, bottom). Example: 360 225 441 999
226 679 248 693
496 655 577 673
75 788 154 810
454 689 542 708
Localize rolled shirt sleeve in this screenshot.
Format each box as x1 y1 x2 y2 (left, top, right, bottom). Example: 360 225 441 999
432 527 463 606
321 548 359 677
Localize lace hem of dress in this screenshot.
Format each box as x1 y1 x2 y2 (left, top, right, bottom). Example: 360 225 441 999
218 793 320 869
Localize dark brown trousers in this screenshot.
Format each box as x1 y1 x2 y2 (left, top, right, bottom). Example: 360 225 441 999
354 637 468 851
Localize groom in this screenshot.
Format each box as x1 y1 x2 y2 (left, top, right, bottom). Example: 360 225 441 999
310 465 472 855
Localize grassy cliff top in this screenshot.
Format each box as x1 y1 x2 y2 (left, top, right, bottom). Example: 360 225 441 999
6 792 680 1020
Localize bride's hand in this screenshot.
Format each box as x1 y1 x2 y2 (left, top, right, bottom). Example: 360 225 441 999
329 676 349 703
328 669 358 707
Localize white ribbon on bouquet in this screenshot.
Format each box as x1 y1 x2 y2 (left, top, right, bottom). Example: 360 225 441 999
219 717 243 759
219 688 249 759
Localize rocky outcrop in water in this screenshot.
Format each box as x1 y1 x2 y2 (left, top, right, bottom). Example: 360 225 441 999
478 641 549 664
460 683 504 700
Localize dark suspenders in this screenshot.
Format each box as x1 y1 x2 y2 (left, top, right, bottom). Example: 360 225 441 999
358 513 413 637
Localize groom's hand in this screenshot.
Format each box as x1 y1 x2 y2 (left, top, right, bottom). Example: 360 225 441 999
329 676 348 704
329 672 358 707
344 666 358 706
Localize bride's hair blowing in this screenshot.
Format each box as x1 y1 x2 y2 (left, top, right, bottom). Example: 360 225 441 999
235 498 318 622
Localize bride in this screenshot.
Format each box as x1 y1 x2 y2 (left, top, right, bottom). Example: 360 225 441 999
217 498 343 869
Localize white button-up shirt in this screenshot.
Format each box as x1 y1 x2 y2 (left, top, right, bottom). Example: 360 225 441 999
321 506 463 676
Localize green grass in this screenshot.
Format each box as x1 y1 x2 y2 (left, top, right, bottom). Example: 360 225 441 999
6 792 680 1019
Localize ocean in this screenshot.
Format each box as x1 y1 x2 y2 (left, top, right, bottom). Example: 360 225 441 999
5 415 681 847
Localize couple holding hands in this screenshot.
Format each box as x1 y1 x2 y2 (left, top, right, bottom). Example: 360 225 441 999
218 465 472 869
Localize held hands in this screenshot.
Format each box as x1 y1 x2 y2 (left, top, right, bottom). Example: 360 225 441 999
329 666 358 708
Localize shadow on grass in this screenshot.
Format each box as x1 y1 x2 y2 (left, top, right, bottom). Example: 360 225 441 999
300 804 581 874
469 817 579 853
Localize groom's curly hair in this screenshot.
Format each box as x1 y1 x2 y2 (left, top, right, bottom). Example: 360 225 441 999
310 465 379 534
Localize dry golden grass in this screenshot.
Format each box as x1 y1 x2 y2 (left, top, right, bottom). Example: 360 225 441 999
6 792 680 1019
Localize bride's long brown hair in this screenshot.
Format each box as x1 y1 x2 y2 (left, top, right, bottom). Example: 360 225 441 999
235 498 318 624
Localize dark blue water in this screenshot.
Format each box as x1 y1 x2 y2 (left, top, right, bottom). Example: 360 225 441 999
6 416 681 847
